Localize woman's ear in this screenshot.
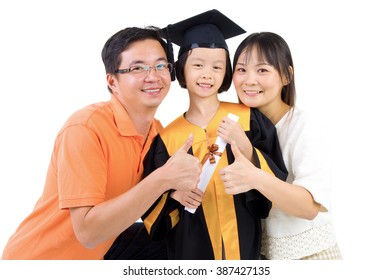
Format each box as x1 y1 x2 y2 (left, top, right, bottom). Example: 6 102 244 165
283 66 294 86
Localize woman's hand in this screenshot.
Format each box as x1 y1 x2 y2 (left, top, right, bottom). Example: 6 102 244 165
220 141 262 194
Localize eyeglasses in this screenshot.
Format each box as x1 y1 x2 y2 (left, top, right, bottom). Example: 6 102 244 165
115 63 173 77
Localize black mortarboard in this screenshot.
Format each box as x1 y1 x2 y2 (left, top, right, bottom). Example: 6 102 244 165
160 9 246 80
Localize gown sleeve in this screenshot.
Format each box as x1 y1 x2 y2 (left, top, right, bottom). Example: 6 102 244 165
141 135 182 241
250 107 288 180
228 108 288 219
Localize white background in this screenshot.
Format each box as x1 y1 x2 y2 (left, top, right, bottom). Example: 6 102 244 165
0 0 391 278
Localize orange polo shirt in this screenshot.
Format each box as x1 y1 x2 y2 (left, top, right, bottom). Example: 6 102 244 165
1 95 162 259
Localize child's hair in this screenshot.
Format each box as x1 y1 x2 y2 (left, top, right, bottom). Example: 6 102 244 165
175 49 233 93
233 32 296 106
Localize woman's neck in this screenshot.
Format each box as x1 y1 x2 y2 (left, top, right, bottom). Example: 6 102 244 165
260 102 291 125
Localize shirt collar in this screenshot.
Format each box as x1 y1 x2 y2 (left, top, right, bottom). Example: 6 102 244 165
109 94 160 137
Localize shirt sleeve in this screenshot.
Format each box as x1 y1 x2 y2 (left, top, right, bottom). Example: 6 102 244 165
56 124 107 209
289 113 332 211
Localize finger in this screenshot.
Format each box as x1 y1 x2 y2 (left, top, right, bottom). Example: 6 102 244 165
218 122 225 133
191 195 202 203
178 133 193 153
192 188 205 197
230 141 244 160
186 197 199 207
225 187 234 195
224 183 232 193
219 167 227 176
221 116 231 124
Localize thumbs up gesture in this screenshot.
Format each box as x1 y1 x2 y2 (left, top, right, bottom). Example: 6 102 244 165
162 134 201 191
219 141 259 195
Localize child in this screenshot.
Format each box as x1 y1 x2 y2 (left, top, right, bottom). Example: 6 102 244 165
141 10 287 260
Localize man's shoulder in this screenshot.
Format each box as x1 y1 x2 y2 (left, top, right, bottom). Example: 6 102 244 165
60 100 112 131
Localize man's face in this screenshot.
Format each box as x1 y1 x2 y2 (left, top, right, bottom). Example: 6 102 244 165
108 39 171 114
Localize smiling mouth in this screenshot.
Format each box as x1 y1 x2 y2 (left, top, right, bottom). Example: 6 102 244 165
197 83 213 88
244 90 262 94
142 88 161 94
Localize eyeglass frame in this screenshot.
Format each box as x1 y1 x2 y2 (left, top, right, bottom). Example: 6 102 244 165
114 63 173 76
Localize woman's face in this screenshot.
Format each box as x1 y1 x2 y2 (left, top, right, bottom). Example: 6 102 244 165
233 47 285 113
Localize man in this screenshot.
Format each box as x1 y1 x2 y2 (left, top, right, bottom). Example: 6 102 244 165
1 26 201 259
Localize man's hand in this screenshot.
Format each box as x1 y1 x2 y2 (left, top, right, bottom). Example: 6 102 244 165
163 134 201 191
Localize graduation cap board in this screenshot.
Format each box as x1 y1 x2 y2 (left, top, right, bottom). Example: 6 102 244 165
160 9 246 80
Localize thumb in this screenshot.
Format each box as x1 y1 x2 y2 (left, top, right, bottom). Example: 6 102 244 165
231 141 244 160
179 133 193 153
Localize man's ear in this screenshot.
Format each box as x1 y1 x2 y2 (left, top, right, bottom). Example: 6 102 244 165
106 73 117 94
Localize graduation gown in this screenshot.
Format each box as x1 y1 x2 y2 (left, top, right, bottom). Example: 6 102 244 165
142 102 288 260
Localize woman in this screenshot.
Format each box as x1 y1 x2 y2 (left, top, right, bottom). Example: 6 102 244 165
219 32 342 260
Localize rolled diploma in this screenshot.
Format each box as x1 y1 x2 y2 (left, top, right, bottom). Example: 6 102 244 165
185 113 239 214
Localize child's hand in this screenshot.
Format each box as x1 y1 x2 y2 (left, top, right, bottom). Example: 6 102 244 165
218 116 253 161
170 189 205 209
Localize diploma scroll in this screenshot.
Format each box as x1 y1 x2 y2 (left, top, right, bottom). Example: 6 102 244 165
185 113 239 214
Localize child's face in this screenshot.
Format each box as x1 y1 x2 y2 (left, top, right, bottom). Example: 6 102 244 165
183 47 227 98
233 47 285 112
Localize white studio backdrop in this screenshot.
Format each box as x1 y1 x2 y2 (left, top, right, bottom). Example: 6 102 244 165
0 0 391 276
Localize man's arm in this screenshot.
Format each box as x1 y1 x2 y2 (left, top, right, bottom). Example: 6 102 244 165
70 134 201 249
